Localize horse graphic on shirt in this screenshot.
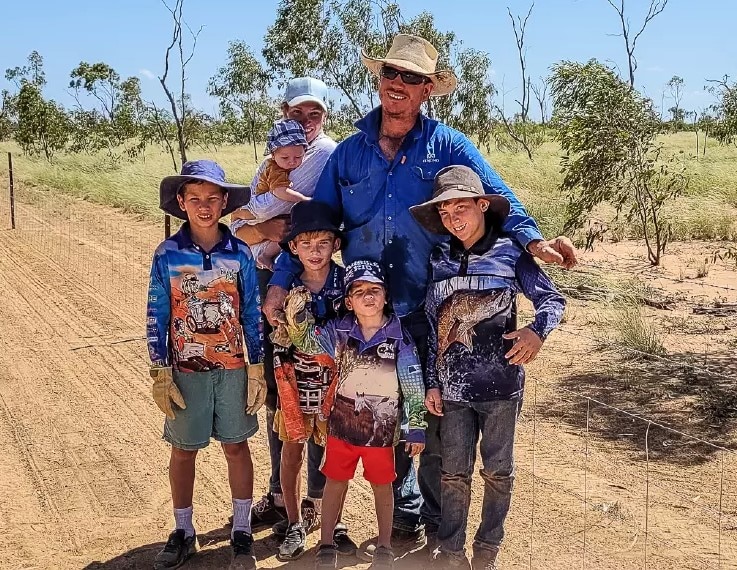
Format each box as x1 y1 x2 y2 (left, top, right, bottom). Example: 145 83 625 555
353 392 399 446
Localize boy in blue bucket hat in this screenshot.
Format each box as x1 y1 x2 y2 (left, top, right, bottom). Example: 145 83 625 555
236 119 310 271
148 159 266 570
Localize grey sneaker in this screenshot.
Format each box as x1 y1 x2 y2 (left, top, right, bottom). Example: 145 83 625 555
315 544 338 569
369 545 395 569
154 530 197 569
229 531 256 570
431 547 471 569
277 521 307 561
471 547 499 570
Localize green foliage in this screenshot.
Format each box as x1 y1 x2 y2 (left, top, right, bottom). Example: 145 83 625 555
550 59 688 265
706 76 737 146
14 82 70 160
208 41 278 159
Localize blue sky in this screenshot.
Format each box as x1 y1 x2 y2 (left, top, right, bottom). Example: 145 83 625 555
2 0 735 118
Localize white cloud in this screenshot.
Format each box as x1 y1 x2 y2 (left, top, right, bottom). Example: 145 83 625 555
139 68 156 80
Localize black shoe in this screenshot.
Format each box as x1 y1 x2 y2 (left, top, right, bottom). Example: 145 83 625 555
315 544 338 569
301 498 321 533
250 493 286 530
369 545 395 569
229 531 256 570
154 530 197 569
277 521 307 561
333 522 357 556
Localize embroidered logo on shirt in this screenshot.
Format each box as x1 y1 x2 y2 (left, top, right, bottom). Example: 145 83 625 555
376 342 396 360
423 149 440 163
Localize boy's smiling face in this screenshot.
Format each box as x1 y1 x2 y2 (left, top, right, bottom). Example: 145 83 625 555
437 197 489 248
345 280 386 319
289 231 340 273
177 181 227 230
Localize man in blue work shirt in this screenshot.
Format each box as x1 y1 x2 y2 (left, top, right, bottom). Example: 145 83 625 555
263 33 577 560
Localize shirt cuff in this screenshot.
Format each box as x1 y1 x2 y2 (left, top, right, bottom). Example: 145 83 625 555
405 428 426 445
518 228 545 249
527 322 548 341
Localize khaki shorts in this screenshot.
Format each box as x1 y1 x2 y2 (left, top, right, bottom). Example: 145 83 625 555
273 409 328 446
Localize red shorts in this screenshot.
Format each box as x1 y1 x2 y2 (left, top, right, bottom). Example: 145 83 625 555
321 436 396 485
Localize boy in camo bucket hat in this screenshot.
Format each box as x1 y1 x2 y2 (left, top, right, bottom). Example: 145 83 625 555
415 165 566 570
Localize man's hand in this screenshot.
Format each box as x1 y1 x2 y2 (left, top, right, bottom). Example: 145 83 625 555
263 286 288 327
424 388 444 416
503 327 543 365
257 217 290 243
405 442 425 457
528 236 578 269
150 366 186 420
246 363 267 415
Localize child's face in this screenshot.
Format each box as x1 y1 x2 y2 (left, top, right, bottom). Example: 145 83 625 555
289 231 339 273
437 197 489 246
346 280 386 319
272 144 306 171
177 181 227 230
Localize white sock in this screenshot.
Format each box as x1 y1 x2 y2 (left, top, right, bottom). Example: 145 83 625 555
232 498 253 538
272 492 285 508
173 506 195 538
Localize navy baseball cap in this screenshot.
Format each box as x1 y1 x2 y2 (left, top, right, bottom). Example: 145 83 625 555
159 160 250 220
344 260 386 293
283 77 328 111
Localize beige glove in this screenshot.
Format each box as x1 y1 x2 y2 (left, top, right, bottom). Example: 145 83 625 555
150 366 186 420
246 363 267 415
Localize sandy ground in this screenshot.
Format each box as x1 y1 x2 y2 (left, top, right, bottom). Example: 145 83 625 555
0 191 735 569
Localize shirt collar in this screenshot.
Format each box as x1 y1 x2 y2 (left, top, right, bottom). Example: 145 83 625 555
172 222 238 252
356 106 426 144
336 313 404 343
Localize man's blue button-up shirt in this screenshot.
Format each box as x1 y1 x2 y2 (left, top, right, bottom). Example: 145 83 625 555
272 106 543 317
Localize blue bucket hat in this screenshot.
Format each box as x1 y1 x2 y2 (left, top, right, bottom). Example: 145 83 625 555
283 77 329 111
265 119 308 156
344 260 386 293
159 160 250 220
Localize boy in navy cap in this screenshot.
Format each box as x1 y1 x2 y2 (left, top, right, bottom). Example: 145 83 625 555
282 260 428 569
236 119 310 270
147 159 266 570
267 200 357 560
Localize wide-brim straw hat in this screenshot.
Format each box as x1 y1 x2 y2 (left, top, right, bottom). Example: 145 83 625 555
361 34 458 97
409 165 510 235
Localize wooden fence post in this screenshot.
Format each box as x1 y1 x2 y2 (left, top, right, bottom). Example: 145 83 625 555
8 152 15 230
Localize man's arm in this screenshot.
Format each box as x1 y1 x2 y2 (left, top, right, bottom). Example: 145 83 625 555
146 249 171 367
515 251 566 340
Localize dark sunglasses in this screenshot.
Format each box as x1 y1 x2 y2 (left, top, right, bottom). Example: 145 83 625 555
380 65 429 86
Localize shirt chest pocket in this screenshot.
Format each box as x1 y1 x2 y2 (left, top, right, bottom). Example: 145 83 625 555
339 175 381 229
403 165 439 208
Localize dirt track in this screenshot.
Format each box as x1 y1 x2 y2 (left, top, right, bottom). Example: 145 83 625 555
0 193 735 569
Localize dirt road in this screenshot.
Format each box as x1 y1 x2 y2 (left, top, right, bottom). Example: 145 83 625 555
0 194 734 569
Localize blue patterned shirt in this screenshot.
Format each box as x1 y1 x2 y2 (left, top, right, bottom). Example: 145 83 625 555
146 223 263 371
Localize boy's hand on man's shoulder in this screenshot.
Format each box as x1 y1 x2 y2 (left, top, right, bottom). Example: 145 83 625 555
503 327 543 365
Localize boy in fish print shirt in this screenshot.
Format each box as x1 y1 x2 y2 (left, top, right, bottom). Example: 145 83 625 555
410 165 565 570
282 260 428 570
147 160 266 570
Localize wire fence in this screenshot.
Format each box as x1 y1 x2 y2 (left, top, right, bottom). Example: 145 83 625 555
1 158 736 569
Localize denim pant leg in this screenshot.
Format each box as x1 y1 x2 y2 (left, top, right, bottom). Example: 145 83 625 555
418 412 442 530
438 401 478 554
266 408 283 495
472 400 519 552
392 445 422 532
306 438 326 499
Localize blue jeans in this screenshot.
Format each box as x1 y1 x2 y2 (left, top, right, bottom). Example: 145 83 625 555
438 399 519 554
391 310 441 533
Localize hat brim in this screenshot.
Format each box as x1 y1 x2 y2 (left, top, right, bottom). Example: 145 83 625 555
409 190 510 234
345 274 384 293
279 222 345 252
285 94 328 112
159 175 250 221
360 51 457 97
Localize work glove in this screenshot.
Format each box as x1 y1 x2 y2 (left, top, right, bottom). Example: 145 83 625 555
246 363 267 415
150 366 186 420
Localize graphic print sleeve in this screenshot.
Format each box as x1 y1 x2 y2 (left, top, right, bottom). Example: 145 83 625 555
285 308 338 359
237 250 264 364
515 252 566 340
397 334 428 444
423 283 441 391
146 247 172 367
